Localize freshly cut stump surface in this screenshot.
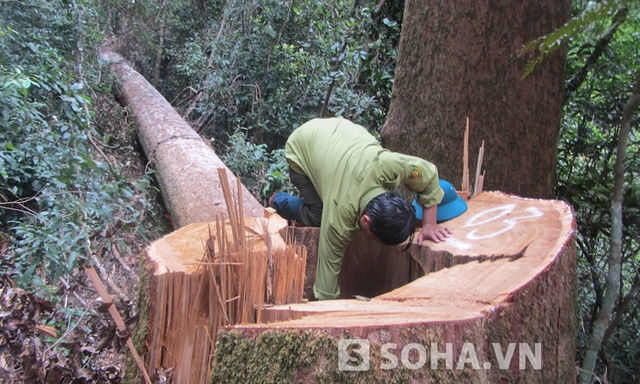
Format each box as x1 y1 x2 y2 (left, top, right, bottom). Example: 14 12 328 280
134 216 289 384
213 192 576 383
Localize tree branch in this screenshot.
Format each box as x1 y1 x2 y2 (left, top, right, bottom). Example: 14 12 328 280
207 0 230 70
565 7 628 103
261 0 293 86
320 0 361 118
579 71 640 384
602 267 640 344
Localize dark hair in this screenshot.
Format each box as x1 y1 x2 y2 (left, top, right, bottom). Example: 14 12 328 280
365 192 415 246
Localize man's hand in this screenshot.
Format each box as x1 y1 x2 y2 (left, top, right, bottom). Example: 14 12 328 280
418 223 452 245
417 204 452 245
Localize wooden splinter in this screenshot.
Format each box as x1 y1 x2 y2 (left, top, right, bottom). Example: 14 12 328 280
473 140 485 197
85 266 152 384
461 117 471 199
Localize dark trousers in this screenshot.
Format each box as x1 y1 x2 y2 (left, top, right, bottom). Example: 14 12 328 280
271 168 323 227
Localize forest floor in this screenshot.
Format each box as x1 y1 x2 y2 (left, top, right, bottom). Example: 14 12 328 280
0 92 172 383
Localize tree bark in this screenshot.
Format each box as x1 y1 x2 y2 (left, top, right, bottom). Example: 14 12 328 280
381 0 571 199
99 49 265 228
212 192 577 383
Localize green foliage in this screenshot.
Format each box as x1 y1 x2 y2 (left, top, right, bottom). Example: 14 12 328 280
555 3 640 382
521 0 636 78
352 2 403 131
0 0 162 298
189 0 348 146
222 130 295 204
112 0 401 150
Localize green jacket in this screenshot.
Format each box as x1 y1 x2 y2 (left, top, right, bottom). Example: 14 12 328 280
285 117 443 300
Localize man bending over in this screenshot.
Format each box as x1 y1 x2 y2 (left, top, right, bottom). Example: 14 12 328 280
270 117 462 300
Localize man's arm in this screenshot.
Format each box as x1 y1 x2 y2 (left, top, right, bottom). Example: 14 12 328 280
417 204 452 245
385 153 443 208
392 154 451 244
377 152 452 244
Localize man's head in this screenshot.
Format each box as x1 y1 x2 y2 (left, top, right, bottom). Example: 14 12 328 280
360 192 415 246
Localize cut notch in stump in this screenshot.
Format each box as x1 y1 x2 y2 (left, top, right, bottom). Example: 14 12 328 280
135 213 307 384
215 192 577 383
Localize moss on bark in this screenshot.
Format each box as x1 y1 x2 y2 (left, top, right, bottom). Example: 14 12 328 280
210 327 483 384
123 252 153 383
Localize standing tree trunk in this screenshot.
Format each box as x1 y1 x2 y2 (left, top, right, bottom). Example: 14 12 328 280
579 73 640 384
152 0 167 88
381 0 571 199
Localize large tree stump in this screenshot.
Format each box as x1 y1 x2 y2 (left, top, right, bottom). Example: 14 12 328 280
212 192 576 383
131 215 291 384
99 46 575 384
99 49 264 228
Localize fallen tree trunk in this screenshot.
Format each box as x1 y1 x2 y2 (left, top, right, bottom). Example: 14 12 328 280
213 192 576 383
99 49 264 228
98 49 271 383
